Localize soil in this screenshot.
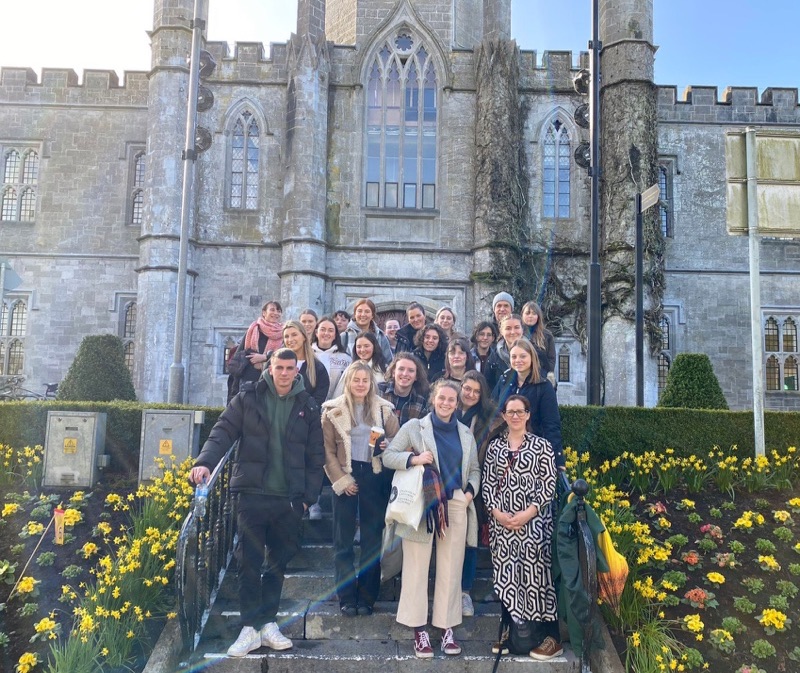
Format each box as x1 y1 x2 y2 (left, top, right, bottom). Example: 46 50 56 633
0 474 164 673
608 484 800 673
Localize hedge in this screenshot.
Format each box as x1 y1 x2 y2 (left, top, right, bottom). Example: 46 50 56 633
1 401 799 476
0 400 222 475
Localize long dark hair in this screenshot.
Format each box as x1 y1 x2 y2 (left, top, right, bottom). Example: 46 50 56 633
312 315 345 352
444 337 475 379
460 370 497 462
354 330 388 373
385 351 430 398
414 323 448 357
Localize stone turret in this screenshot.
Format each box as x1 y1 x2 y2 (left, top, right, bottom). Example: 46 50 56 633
135 0 196 401
482 0 510 41
280 0 329 317
598 0 660 405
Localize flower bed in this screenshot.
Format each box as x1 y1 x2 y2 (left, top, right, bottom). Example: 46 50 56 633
568 445 800 672
0 444 192 673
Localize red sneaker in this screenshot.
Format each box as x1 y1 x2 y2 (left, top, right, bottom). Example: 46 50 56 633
414 629 434 658
441 627 462 656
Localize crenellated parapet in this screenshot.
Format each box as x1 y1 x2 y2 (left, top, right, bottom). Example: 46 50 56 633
203 40 289 84
518 49 589 93
658 85 800 124
0 67 149 106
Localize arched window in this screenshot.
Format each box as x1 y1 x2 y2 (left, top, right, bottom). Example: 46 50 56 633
785 356 799 392
543 119 571 219
659 315 670 351
783 318 797 353
658 162 673 237
365 32 438 209
6 339 24 375
657 353 671 392
766 355 780 391
557 345 570 383
228 110 260 209
130 151 145 226
121 302 136 374
1 187 16 221
764 317 779 352
9 301 27 336
1 148 39 221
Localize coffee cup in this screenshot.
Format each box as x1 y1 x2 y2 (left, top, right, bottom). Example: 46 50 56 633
369 426 383 448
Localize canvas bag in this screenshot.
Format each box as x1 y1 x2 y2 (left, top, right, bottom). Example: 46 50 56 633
380 521 403 582
384 463 425 529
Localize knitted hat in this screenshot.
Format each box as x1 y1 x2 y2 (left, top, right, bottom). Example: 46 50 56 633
492 292 515 310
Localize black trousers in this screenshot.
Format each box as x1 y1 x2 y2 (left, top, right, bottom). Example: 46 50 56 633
332 461 387 608
236 494 303 627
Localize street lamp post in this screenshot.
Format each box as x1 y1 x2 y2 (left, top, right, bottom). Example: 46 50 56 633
168 0 212 404
586 0 602 406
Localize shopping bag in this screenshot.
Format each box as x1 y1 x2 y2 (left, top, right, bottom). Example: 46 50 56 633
380 521 403 583
385 464 425 529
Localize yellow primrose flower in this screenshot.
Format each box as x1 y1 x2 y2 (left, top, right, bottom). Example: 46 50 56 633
62 508 82 527
2 502 21 517
16 576 38 594
81 542 99 558
15 652 39 673
706 572 725 586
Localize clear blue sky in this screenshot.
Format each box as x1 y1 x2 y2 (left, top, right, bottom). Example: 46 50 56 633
1 1 796 95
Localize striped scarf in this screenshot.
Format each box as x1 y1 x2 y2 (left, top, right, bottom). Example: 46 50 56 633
422 463 449 538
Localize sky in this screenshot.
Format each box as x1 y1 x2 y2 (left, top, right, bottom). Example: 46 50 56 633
1 1 797 95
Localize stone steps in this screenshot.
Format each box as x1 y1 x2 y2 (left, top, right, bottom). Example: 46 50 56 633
194 639 580 673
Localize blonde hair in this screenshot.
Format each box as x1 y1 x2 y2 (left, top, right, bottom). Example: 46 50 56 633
509 338 542 384
341 361 379 425
283 320 318 388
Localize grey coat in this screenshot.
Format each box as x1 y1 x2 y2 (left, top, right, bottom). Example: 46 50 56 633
382 413 480 545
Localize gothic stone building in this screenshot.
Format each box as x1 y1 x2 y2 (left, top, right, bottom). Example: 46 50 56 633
2 0 800 409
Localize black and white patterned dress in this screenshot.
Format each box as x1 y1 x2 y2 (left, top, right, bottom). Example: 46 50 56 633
481 431 557 622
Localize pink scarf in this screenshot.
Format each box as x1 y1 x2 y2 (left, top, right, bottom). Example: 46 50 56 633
245 318 283 353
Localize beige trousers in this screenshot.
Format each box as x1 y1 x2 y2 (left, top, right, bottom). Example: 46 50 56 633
396 489 468 629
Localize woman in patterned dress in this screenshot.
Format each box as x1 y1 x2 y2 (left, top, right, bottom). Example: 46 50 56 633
481 394 563 661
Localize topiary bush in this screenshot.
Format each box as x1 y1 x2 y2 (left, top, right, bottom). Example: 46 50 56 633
658 353 728 410
58 334 137 402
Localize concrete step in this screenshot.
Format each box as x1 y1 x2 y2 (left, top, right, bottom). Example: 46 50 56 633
191 637 580 673
289 542 494 572
217 567 498 603
205 600 509 642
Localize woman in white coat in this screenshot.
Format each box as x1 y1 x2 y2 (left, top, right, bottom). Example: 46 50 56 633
382 379 480 659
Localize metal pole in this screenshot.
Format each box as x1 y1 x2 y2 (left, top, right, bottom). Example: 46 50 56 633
168 0 206 404
635 194 644 406
745 127 766 457
586 0 602 405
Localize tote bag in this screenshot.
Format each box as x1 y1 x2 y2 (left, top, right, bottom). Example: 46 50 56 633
385 464 425 529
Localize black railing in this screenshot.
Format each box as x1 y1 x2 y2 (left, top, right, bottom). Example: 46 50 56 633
175 444 238 652
561 473 597 673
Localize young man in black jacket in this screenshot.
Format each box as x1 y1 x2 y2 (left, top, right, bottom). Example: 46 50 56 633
190 348 325 657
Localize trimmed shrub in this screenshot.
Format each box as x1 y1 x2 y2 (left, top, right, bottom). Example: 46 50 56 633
658 353 728 410
58 334 137 402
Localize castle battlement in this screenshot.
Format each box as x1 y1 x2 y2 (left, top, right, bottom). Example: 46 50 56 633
204 39 290 83
0 67 149 106
657 84 800 124
519 49 590 93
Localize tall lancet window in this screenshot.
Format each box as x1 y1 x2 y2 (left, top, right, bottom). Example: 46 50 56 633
365 32 438 209
229 110 260 210
543 120 571 219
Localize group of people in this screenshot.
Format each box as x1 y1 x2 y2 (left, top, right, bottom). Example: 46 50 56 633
192 292 566 660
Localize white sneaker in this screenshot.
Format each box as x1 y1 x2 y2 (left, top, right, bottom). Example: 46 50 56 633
461 592 474 617
260 621 293 650
227 626 262 657
308 503 322 520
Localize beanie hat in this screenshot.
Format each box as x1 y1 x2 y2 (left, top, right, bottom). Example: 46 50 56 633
492 292 515 310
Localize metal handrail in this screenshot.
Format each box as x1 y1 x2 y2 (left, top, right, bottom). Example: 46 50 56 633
559 473 598 673
175 443 238 652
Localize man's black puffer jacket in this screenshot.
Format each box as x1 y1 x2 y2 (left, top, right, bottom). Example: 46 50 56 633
195 377 325 508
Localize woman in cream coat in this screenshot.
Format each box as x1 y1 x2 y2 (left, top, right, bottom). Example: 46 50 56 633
322 362 400 616
382 379 480 658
